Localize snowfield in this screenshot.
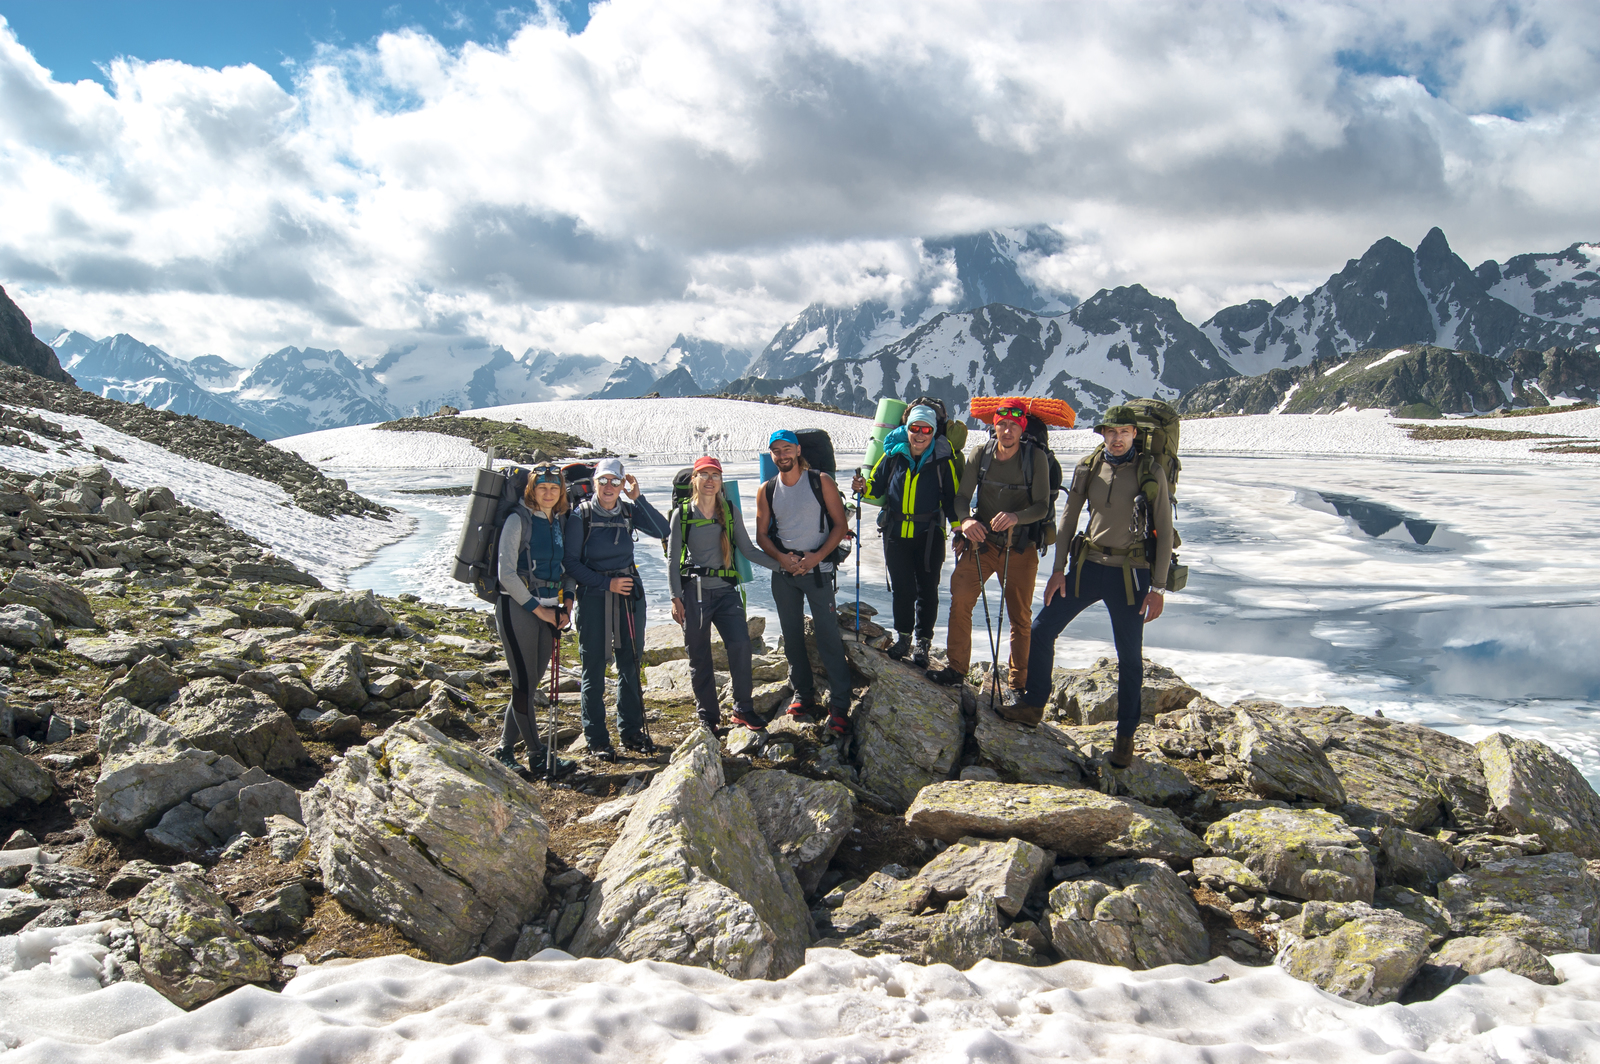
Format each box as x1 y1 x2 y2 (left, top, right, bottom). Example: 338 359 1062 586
4 934 1600 1061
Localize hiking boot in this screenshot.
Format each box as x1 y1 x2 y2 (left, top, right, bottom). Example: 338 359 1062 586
730 705 767 732
826 709 851 736
532 750 577 778
621 734 657 756
785 696 818 721
592 747 618 764
492 747 519 770
925 666 964 687
1108 733 1136 769
995 693 1044 727
886 632 912 660
697 712 720 732
911 637 931 669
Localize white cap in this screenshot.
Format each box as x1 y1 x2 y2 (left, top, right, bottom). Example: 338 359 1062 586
595 457 625 481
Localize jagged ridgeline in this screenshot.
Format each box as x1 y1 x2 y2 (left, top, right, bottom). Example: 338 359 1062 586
1178 345 1600 418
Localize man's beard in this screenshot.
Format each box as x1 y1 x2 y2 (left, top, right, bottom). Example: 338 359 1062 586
774 454 795 472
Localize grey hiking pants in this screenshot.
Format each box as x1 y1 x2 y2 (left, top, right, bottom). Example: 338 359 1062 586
771 569 851 712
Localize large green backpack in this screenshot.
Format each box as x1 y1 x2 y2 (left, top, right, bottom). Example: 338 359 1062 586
1075 397 1187 589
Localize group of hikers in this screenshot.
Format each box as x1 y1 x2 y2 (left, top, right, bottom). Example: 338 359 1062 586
475 396 1177 778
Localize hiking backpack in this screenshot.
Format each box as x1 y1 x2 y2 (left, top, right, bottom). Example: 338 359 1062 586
973 413 1064 555
562 461 595 511
453 464 533 602
1072 397 1187 590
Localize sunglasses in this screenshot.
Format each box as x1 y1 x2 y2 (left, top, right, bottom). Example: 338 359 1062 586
596 475 623 486
907 424 934 435
995 407 1026 420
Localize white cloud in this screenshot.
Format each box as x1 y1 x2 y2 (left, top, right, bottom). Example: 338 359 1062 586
2 0 1599 367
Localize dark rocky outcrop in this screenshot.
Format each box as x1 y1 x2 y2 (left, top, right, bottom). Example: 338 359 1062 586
0 285 73 384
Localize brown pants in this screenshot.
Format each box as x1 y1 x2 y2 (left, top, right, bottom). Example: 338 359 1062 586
946 541 1039 688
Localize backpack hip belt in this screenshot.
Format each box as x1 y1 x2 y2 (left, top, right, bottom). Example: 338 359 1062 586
1073 537 1147 605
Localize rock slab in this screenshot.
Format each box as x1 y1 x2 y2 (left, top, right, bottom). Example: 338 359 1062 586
1477 733 1600 859
129 873 272 1008
733 768 855 896
1205 807 1375 903
1276 900 1433 1005
1048 858 1208 969
1436 852 1600 954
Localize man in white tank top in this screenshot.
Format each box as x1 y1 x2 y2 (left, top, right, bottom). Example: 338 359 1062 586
755 429 854 736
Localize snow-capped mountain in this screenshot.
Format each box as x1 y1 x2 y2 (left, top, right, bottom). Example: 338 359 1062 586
591 356 660 399
1476 242 1600 329
654 334 750 390
1201 229 1595 376
730 286 1235 424
184 354 246 390
743 228 1077 381
51 331 280 438
228 346 398 438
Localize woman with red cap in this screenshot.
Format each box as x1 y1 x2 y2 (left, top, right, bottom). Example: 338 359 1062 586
668 456 781 731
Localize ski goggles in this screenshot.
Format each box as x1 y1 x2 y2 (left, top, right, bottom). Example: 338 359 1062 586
993 406 1027 424
907 424 934 435
529 465 563 485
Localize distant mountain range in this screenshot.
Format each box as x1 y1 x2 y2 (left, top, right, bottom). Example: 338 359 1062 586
16 227 1600 437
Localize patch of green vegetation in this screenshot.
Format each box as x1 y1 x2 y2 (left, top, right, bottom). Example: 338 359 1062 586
375 416 592 460
1467 402 1599 419
394 485 473 496
1406 425 1569 442
1534 443 1600 454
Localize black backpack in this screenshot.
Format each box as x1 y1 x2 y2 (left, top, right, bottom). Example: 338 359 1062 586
468 466 532 602
973 413 1063 555
762 468 852 566
660 466 697 558
562 462 595 511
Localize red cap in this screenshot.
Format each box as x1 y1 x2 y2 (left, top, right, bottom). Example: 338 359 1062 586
693 456 723 474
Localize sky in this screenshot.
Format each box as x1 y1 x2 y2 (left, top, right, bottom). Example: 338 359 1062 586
1 0 1598 369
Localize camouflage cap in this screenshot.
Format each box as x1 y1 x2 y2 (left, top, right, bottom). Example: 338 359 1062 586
1094 405 1140 431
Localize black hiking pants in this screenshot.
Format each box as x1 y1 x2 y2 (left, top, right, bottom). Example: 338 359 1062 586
1023 561 1152 738
882 529 943 639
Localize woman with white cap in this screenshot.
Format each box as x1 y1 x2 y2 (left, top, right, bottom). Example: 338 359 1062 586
667 456 782 731
851 404 960 666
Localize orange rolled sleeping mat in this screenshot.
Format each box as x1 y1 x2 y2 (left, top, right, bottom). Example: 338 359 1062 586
969 395 1076 428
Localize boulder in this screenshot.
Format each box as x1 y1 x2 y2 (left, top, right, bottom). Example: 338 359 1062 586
237 779 304 836
106 859 168 897
309 643 368 710
0 746 53 809
905 781 1206 862
569 727 810 978
165 678 306 771
264 813 308 861
0 604 54 649
146 801 222 853
1 570 95 628
302 720 549 962
1204 807 1375 903
294 589 394 628
1436 852 1600 954
1426 935 1561 988
1275 900 1433 1005
67 635 167 667
92 699 247 838
916 836 1052 917
1377 823 1461 892
733 769 855 896
1373 885 1451 945
238 882 313 935
1171 702 1344 806
972 704 1089 787
1259 704 1493 832
1476 733 1600 859
129 873 272 1008
1047 858 1208 968
852 650 965 811
826 870 932 932
101 654 186 706
819 889 1004 970
1060 723 1198 804
1048 657 1198 725
1192 856 1269 895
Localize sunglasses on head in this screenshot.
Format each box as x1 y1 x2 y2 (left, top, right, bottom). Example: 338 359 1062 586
530 465 563 485
907 424 934 435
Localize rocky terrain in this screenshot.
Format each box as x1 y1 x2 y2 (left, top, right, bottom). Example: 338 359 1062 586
1179 344 1600 418
1 365 389 521
374 414 593 465
4 457 1599 1015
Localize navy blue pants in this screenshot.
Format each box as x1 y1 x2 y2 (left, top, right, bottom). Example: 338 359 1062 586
1023 561 1151 738
682 583 753 727
576 587 647 751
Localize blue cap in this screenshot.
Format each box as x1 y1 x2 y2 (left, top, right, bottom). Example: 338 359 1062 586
768 429 800 448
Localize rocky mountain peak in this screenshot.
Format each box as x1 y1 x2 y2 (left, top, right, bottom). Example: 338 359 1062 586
0 285 74 385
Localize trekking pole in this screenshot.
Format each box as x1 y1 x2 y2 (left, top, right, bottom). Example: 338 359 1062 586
974 539 998 704
853 470 862 638
546 624 560 778
991 527 1013 713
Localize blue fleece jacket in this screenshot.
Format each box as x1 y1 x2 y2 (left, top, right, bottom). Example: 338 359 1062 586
564 494 671 591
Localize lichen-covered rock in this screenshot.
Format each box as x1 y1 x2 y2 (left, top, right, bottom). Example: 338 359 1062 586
1 570 95 628
1436 852 1600 954
302 720 549 962
0 603 54 649
102 654 186 706
1048 657 1198 726
972 704 1088 788
1427 935 1561 986
848 649 965 811
1047 858 1208 968
1171 703 1344 806
93 699 246 838
309 642 367 710
294 589 395 628
733 768 855 896
916 836 1052 917
1204 807 1375 902
1060 723 1197 804
1192 856 1268 895
905 780 1205 862
817 876 1003 969
1476 733 1600 859
1373 885 1451 945
67 635 168 667
569 727 810 978
1275 900 1433 1005
1258 704 1494 832
0 745 53 809
128 873 271 1008
164 678 306 771
1377 823 1460 892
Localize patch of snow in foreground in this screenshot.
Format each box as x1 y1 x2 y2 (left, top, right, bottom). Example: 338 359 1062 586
277 397 874 468
3 937 1600 1061
0 408 407 587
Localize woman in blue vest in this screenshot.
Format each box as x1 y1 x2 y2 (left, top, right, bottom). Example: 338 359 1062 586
668 456 781 732
493 464 575 776
850 404 960 666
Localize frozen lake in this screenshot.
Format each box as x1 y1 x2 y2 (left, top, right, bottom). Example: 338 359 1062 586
337 447 1600 788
